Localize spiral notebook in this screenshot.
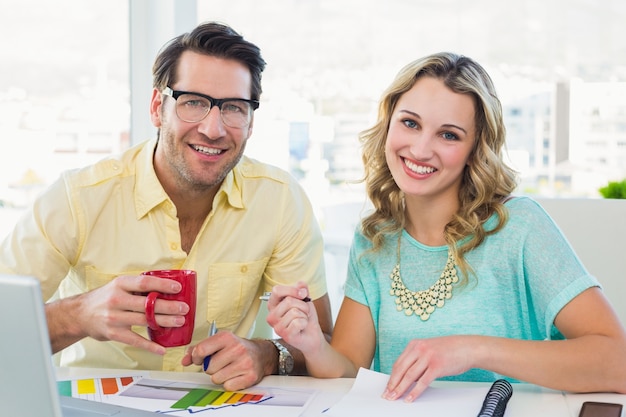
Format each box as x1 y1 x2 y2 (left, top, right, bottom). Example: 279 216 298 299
0 274 157 417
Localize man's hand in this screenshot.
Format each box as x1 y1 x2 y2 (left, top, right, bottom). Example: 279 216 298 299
182 332 275 391
47 274 190 354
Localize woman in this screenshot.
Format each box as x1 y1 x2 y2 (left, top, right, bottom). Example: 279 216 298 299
266 52 626 402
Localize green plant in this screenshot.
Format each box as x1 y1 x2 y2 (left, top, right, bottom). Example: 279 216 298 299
599 179 626 199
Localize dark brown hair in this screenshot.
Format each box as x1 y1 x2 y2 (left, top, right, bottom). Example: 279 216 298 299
152 21 266 100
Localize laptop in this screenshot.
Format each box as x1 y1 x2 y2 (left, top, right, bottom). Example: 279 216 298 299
0 274 158 416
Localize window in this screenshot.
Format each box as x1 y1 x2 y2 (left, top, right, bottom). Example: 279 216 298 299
199 0 626 201
3 0 626 236
0 0 128 236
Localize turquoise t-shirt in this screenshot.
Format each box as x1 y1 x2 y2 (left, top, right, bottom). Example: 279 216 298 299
343 196 599 382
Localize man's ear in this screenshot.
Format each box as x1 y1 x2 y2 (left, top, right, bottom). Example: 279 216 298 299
149 88 164 127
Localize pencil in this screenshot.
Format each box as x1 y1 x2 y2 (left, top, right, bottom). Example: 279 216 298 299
259 292 311 302
203 320 218 371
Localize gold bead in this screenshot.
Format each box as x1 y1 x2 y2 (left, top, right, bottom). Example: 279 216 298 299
389 248 457 322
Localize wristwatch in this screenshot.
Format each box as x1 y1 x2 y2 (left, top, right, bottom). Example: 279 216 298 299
270 339 294 375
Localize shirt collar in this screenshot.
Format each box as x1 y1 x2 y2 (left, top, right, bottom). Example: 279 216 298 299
218 160 245 209
134 139 168 219
134 139 245 219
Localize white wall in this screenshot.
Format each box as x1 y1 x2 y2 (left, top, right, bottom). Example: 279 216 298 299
536 198 626 324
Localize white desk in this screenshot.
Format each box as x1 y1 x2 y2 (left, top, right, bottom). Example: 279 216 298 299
55 367 626 417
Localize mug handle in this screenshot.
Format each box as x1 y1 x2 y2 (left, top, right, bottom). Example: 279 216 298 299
145 292 162 330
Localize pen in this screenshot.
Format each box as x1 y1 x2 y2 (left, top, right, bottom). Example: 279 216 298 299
259 291 311 302
203 320 217 372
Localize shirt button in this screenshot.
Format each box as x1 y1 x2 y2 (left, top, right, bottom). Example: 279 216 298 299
240 265 248 273
170 242 178 250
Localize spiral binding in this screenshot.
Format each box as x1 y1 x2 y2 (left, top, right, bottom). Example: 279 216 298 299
476 379 513 417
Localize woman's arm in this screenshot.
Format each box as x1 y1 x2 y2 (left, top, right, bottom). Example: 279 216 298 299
324 297 377 376
484 287 626 392
267 285 376 378
384 287 626 402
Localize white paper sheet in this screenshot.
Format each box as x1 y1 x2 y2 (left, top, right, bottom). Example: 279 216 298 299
323 368 570 417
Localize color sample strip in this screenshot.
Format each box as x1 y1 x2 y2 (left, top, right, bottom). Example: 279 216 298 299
101 378 119 395
211 391 234 406
196 390 223 407
225 393 245 404
57 380 72 397
171 387 266 409
77 378 97 395
171 389 210 409
239 393 256 402
120 377 135 386
57 376 140 400
246 394 263 402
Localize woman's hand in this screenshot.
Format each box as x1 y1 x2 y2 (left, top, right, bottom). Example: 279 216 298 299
383 335 475 402
265 281 325 355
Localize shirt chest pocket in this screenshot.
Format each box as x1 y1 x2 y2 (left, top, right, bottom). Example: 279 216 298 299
206 259 268 329
83 266 145 291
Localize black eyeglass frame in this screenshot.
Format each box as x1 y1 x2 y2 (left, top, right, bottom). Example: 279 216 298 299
162 86 260 124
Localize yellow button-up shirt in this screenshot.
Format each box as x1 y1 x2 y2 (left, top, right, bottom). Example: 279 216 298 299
0 139 327 371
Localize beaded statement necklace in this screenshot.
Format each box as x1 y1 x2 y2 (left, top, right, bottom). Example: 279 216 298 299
389 234 459 321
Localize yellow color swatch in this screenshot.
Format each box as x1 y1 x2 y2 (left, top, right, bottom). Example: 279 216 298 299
76 379 97 395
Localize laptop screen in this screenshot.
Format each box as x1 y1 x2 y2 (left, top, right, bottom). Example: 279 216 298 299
0 274 64 417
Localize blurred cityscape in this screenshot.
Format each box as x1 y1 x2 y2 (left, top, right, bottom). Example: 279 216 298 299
2 0 626 240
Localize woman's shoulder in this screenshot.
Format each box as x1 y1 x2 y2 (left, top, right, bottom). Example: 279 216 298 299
351 225 376 249
501 195 557 229
505 195 549 213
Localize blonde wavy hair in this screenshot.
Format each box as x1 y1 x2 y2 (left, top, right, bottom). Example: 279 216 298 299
359 52 518 281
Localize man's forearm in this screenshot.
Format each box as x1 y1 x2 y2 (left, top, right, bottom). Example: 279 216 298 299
253 338 280 375
45 295 86 353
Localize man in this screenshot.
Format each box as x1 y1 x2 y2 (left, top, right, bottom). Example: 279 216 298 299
0 22 332 391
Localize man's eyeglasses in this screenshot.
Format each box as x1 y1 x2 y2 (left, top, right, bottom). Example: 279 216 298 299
162 86 259 128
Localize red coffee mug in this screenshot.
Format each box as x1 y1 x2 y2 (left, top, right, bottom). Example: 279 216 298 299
142 269 197 347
